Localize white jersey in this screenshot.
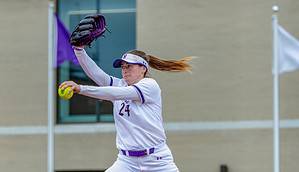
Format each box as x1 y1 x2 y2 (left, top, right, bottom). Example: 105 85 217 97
111 77 166 150
74 49 166 150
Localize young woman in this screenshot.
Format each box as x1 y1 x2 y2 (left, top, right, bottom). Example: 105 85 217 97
59 47 192 172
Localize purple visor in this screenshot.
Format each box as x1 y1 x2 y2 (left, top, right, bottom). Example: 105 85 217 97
113 54 149 69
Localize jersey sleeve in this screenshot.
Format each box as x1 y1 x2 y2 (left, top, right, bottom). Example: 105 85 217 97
79 85 140 102
74 48 121 86
132 78 161 104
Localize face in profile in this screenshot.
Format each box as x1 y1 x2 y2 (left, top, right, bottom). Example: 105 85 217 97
121 62 146 85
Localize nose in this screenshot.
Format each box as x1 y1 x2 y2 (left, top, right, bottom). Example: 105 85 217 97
122 68 129 75
122 67 128 72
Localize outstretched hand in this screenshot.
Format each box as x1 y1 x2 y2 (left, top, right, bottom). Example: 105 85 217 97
59 81 81 93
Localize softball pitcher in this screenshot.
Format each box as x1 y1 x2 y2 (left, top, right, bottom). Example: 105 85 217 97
59 47 193 172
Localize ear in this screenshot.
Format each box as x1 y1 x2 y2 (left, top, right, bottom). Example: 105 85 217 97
143 66 147 72
141 66 147 75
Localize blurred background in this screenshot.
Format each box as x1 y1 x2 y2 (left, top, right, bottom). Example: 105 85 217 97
0 0 299 171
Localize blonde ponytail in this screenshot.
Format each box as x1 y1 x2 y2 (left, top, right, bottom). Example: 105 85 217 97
127 50 193 72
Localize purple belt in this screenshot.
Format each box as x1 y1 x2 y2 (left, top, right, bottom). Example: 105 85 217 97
121 147 155 157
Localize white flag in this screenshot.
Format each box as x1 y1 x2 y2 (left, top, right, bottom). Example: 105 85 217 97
276 25 299 74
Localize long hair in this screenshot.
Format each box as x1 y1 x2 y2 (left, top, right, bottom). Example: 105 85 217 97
126 50 193 72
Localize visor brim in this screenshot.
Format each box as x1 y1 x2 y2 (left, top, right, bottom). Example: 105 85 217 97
113 59 123 68
113 59 148 69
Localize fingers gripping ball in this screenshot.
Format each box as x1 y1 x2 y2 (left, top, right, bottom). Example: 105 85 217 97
58 87 74 100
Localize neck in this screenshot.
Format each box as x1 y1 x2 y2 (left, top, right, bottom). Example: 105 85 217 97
127 76 144 86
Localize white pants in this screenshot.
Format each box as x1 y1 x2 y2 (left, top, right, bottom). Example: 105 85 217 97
105 143 179 172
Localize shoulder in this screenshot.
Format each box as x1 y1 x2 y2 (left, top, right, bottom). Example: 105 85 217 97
111 78 128 86
132 78 161 104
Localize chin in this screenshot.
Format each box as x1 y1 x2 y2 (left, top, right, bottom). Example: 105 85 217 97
124 78 131 84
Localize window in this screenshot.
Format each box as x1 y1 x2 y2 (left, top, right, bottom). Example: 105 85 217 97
57 0 136 123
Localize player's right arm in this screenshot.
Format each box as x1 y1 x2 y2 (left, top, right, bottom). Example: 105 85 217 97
58 80 141 102
74 47 118 86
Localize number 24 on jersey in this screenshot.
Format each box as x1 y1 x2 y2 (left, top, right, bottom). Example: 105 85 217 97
119 102 130 117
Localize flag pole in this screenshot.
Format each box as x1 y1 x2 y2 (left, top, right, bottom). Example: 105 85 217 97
48 1 55 172
272 5 280 172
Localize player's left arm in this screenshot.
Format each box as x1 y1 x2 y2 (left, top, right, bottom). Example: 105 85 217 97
74 48 119 86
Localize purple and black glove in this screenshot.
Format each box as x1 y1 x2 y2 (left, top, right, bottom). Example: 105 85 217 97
70 14 107 47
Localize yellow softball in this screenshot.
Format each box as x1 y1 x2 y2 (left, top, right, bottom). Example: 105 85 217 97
58 87 73 100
